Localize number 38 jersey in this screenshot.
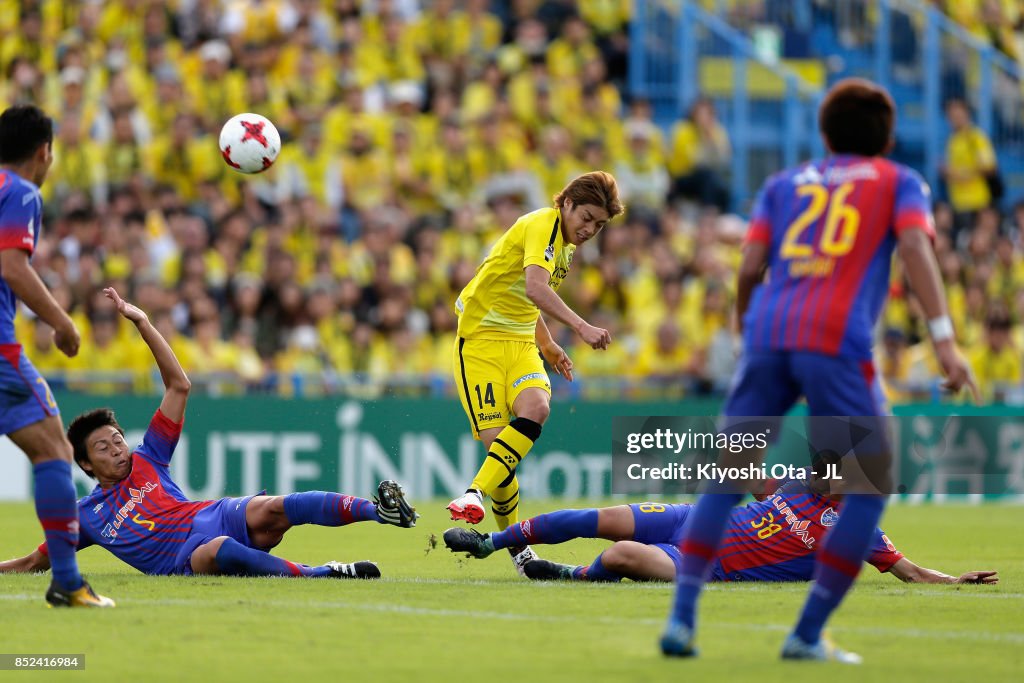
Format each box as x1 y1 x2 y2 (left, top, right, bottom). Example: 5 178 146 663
743 156 935 360
711 478 903 582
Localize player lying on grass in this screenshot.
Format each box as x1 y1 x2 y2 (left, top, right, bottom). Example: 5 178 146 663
444 472 997 585
0 288 418 580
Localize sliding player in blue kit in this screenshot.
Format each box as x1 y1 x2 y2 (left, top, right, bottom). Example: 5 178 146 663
660 79 979 663
0 288 417 580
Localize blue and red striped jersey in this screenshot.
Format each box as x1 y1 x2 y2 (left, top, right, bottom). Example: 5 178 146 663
743 155 935 359
711 478 902 582
62 410 214 575
0 169 43 345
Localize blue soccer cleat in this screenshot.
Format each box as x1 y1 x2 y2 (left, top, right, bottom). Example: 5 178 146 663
781 633 862 664
659 619 698 658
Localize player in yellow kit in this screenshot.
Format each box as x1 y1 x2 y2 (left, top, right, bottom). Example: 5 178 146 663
447 171 624 573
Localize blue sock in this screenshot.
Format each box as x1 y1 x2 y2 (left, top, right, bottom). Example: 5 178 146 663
794 494 887 644
576 552 623 582
490 509 599 550
213 537 333 577
33 460 83 592
670 487 744 629
282 492 381 526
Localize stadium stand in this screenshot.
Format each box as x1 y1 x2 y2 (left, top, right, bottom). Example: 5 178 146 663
0 0 1021 403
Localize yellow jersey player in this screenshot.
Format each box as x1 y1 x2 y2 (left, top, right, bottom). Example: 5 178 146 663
447 171 624 574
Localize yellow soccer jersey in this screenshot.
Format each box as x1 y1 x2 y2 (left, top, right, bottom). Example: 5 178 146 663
456 207 574 341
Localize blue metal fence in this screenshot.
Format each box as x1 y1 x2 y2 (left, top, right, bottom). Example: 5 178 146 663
688 0 1024 207
630 0 825 213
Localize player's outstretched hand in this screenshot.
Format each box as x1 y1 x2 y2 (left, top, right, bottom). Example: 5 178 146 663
955 570 999 585
53 321 80 358
540 342 574 381
936 342 980 403
577 322 611 350
104 287 148 324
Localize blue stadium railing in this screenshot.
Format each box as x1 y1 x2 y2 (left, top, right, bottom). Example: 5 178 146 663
629 0 825 214
698 0 1024 207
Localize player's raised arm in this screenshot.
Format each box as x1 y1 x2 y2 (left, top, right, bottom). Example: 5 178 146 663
886 557 998 585
104 287 191 422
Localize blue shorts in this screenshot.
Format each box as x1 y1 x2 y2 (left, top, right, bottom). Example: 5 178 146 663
175 495 257 576
724 351 887 418
0 345 58 436
630 503 691 573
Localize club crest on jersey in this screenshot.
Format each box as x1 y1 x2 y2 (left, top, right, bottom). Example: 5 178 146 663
821 507 840 527
544 244 554 261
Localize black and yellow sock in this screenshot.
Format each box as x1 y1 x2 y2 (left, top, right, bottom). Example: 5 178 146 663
470 418 542 498
491 473 520 531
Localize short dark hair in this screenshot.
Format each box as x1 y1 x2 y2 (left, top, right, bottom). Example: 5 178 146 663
0 104 53 164
819 78 895 157
67 408 124 478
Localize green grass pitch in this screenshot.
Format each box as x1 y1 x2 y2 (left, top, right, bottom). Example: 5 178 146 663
1 500 1021 682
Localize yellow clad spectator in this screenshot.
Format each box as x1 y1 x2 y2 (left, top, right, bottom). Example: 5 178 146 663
1 9 51 72
146 113 221 202
968 309 1021 402
530 126 585 204
547 14 601 81
388 122 443 214
359 14 424 84
410 0 464 62
942 99 997 224
66 312 148 395
275 325 327 397
276 124 345 213
633 320 693 399
615 120 670 210
456 0 504 68
47 111 106 208
22 320 71 379
279 45 337 125
183 40 247 133
323 82 391 153
341 127 392 213
461 60 506 123
221 0 298 46
668 98 732 212
579 0 632 36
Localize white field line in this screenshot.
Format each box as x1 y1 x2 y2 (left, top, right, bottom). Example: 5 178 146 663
1 592 1022 644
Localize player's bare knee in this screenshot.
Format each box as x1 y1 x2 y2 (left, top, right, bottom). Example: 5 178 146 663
191 536 230 574
601 544 635 573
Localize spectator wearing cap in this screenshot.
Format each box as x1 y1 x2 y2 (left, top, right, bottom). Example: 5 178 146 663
185 40 246 133
969 308 1021 401
615 119 670 210
668 97 732 213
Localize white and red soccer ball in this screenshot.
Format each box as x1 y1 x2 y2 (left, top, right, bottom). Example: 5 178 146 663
219 113 281 174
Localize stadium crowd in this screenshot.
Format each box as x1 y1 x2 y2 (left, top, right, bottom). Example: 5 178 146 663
0 0 1021 402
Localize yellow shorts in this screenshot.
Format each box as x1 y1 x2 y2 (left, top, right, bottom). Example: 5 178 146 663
453 337 551 439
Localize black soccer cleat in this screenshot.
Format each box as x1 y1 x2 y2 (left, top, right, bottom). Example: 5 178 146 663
442 527 495 559
523 559 578 581
45 579 116 608
374 480 419 528
326 560 381 579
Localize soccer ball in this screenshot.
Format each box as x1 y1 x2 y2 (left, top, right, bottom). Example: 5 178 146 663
218 113 281 174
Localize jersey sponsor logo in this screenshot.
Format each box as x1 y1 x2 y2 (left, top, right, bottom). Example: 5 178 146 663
132 513 155 531
820 507 840 527
544 244 554 262
477 410 502 421
110 481 158 535
512 372 546 389
768 493 816 550
101 523 118 540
